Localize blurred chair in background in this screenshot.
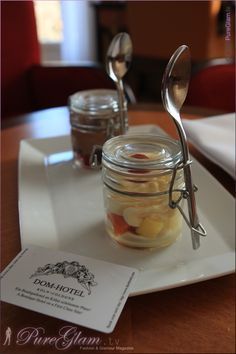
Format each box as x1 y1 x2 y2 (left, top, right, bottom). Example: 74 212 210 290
1 1 114 119
187 59 235 112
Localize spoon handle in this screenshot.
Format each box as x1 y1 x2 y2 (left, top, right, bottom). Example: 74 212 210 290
116 80 127 135
175 119 206 249
184 163 201 249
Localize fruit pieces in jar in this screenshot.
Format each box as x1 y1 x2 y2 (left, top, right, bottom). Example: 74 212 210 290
106 193 180 240
105 153 183 245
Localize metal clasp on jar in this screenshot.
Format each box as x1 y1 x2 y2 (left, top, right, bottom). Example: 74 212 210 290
89 118 115 168
168 160 207 239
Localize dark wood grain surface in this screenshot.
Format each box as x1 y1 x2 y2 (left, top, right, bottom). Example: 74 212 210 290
1 105 235 353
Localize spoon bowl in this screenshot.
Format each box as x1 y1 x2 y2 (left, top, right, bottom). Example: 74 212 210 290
106 32 132 82
162 45 191 114
106 33 132 134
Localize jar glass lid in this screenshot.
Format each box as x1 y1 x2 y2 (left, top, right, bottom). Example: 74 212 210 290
69 89 119 116
102 134 182 170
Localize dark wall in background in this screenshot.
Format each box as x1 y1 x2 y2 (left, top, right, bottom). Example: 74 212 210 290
93 1 235 103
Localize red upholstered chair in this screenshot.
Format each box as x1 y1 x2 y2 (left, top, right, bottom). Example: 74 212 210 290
1 1 114 118
186 60 235 112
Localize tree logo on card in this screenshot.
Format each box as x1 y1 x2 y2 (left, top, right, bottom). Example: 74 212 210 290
30 260 97 294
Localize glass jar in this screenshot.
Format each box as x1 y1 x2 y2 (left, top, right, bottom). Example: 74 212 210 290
102 134 185 249
69 89 127 167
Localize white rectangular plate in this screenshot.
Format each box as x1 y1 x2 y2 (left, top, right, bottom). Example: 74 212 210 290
18 125 235 296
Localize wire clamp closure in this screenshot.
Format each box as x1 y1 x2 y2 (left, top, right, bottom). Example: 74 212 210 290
168 160 207 238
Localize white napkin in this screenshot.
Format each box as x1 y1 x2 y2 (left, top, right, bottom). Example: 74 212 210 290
182 113 235 179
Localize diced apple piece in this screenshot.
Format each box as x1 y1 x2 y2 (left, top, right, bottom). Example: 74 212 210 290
123 203 170 228
123 207 142 227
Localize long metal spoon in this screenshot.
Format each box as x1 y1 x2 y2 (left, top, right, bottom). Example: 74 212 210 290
106 32 132 134
161 45 206 249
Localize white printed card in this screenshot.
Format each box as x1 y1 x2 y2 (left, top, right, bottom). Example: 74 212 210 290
1 246 138 333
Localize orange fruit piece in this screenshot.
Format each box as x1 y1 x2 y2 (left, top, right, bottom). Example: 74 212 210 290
131 153 149 159
129 153 149 173
108 213 130 235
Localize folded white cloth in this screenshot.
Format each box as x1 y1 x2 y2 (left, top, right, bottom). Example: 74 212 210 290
182 113 235 179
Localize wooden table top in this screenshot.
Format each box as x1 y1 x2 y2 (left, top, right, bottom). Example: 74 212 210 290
1 105 235 353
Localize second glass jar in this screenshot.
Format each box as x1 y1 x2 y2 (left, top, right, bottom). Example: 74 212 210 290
69 89 128 167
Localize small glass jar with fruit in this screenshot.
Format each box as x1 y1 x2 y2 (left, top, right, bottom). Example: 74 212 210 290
102 134 185 249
